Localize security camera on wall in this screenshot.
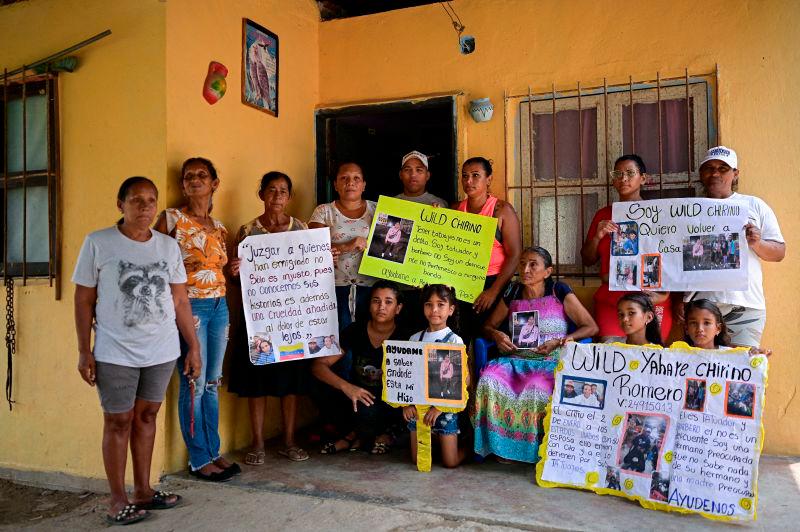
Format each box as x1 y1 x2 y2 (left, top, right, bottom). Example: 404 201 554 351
460 35 475 55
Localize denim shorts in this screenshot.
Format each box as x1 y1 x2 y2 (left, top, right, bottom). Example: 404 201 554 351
407 411 460 435
95 359 176 414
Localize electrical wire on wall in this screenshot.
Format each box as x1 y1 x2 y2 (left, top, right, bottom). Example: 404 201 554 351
439 1 474 54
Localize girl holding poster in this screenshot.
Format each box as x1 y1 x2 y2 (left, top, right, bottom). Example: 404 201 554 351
473 247 598 463
228 172 313 464
581 155 673 343
403 284 466 468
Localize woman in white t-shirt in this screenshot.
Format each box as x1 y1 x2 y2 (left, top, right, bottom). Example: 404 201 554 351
73 177 201 525
682 146 786 347
309 161 376 330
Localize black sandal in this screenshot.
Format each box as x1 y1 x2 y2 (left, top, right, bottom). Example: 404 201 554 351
320 435 358 454
136 490 182 510
105 504 150 526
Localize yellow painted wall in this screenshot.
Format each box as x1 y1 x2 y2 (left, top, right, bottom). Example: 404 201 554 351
163 0 320 471
318 0 800 453
0 0 168 481
1 0 321 483
2 0 798 488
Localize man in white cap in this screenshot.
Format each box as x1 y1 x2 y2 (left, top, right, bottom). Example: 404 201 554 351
396 150 448 207
394 151 448 331
683 146 785 347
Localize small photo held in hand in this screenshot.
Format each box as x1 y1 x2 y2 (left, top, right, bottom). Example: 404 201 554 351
611 222 639 256
511 310 540 348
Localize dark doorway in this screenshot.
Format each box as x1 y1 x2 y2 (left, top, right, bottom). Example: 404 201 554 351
315 96 458 205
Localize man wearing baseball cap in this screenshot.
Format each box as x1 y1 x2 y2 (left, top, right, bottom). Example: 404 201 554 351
396 150 448 207
684 146 785 346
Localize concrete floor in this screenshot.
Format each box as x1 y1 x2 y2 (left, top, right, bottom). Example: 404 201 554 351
6 451 799 531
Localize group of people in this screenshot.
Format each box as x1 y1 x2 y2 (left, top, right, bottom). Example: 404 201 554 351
73 145 783 525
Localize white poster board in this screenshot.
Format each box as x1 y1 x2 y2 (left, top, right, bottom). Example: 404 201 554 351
382 340 468 409
609 198 749 292
537 342 767 521
238 228 339 364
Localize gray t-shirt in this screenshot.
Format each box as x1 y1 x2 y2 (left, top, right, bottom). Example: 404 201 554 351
396 192 448 207
72 226 187 367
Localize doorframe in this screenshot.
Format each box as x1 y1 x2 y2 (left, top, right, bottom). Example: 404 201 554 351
314 92 465 204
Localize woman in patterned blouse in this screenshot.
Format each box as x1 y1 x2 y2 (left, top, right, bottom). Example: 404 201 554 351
155 157 239 482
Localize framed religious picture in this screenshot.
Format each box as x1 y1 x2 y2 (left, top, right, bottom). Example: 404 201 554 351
242 18 278 116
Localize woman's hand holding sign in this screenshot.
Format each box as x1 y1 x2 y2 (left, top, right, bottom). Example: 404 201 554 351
595 219 620 240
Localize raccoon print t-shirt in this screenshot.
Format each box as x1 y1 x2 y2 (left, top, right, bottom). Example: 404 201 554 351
72 226 187 367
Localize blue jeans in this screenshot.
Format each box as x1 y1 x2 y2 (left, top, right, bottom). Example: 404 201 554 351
178 297 229 470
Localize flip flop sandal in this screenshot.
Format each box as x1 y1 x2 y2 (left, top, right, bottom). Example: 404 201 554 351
105 504 150 526
370 441 391 455
137 491 182 510
245 450 266 466
278 446 310 462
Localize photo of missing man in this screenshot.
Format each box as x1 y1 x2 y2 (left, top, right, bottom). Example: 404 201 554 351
611 222 639 256
649 471 670 502
605 467 621 490
427 348 463 401
511 310 540 348
725 381 756 418
614 259 639 288
617 413 668 475
366 214 414 264
559 377 606 410
684 378 707 412
682 233 741 271
641 254 661 289
308 334 340 356
249 334 275 365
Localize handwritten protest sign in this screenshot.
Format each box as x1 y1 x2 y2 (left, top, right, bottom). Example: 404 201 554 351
537 342 767 521
358 196 497 303
238 228 339 364
609 198 749 292
382 340 468 471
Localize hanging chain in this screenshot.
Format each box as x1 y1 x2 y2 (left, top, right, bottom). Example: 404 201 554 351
440 1 465 35
5 277 16 410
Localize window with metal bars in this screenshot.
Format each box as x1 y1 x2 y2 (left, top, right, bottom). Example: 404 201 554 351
0 73 60 293
506 70 718 281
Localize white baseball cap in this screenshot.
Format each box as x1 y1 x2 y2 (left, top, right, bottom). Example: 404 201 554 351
401 150 428 169
700 146 737 169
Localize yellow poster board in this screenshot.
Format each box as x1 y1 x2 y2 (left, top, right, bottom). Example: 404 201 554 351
382 340 468 471
536 341 767 522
